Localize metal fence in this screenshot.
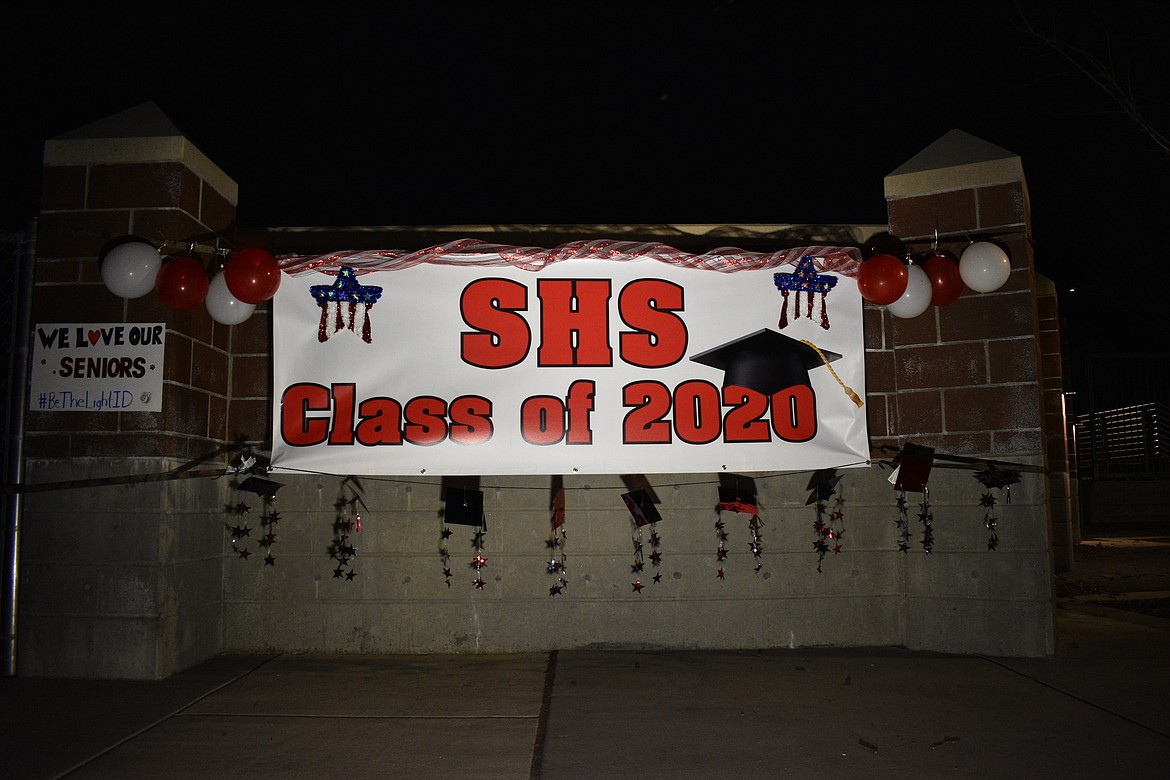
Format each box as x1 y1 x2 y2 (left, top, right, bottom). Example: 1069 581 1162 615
1073 352 1170 480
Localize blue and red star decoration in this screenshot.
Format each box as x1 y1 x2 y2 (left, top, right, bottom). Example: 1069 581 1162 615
773 256 839 329
310 266 383 343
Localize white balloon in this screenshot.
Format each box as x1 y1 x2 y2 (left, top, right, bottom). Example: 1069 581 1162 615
959 242 1012 292
886 263 932 318
205 270 256 325
101 240 161 298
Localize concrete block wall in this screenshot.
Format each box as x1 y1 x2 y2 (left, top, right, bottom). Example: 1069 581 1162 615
19 113 1061 678
218 464 1049 657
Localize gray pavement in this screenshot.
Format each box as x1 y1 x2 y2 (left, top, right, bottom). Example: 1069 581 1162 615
3 524 1170 779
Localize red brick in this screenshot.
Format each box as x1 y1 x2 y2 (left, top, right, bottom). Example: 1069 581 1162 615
227 398 271 444
890 305 939 345
894 342 986 389
21 433 71 459
887 190 977 239
976 182 1027 229
865 394 889 438
89 163 191 210
863 307 885 350
209 394 228 442
939 290 1035 341
894 389 944 434
200 183 237 232
863 349 895 393
40 166 87 210
231 308 271 354
944 385 1041 431
131 210 210 248
36 212 133 259
164 334 193 385
34 259 85 284
32 282 124 324
190 341 229 395
232 354 271 398
988 338 1039 384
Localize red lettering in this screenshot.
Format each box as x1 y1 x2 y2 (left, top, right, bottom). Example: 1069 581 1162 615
461 278 531 368
618 279 687 368
281 383 331 446
536 279 613 366
449 395 494 444
403 396 448 445
329 383 356 445
355 397 404 445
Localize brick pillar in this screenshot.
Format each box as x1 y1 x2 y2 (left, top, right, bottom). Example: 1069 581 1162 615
875 129 1072 571
20 103 242 678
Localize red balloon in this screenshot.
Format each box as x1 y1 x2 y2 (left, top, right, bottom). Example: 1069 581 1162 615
155 254 209 310
857 254 908 305
922 250 964 306
225 247 282 304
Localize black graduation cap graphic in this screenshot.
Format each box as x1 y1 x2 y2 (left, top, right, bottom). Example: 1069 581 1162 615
690 328 843 396
621 489 662 527
444 487 486 527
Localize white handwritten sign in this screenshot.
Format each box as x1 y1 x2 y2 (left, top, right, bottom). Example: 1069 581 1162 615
30 323 166 412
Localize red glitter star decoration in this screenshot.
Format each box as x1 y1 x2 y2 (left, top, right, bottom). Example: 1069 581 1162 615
632 580 644 593
716 567 725 580
473 577 486 589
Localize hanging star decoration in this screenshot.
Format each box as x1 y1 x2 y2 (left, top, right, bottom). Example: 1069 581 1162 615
622 489 663 592
714 518 730 576
773 255 838 329
310 265 383 343
470 531 488 590
717 482 765 575
807 470 845 572
225 500 252 562
439 525 453 587
225 456 285 567
328 477 365 582
894 491 911 553
975 466 1021 552
918 489 935 554
546 488 568 596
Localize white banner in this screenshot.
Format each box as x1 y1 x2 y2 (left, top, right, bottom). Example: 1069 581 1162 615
30 323 165 412
270 250 868 476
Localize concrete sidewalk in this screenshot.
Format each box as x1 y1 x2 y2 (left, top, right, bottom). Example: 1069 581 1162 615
3 618 1169 780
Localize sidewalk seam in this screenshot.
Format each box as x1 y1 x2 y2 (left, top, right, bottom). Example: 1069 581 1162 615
528 650 557 780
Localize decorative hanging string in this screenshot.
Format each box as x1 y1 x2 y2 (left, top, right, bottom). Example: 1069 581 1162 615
800 339 863 407
277 240 864 277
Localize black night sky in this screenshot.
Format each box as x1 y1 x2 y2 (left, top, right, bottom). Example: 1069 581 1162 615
3 2 1168 357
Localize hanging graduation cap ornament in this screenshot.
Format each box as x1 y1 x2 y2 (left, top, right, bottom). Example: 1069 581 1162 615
806 469 845 571
892 443 934 493
773 255 838 329
546 486 568 595
690 328 862 407
622 489 663 591
444 488 486 527
310 266 383 343
974 466 1021 551
443 488 488 588
717 478 764 574
890 443 935 553
238 476 284 500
